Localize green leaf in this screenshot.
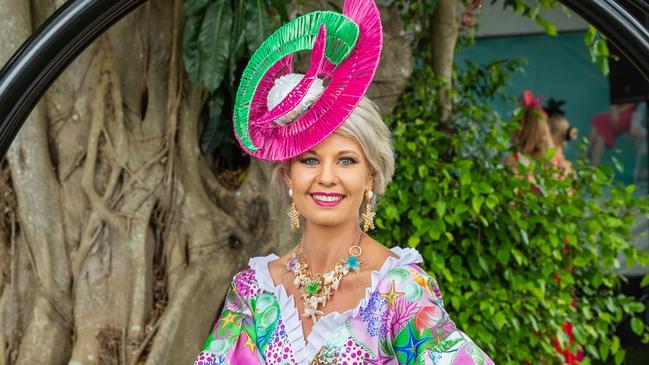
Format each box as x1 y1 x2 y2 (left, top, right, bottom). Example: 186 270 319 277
599 340 610 360
519 229 529 245
614 349 626 365
641 274 649 288
200 92 226 154
472 196 484 213
611 335 620 354
485 194 498 209
535 17 557 36
584 25 596 45
418 165 428 178
631 317 644 336
183 13 204 84
407 235 420 248
199 0 233 91
493 312 506 330
627 302 645 313
496 246 510 264
245 0 271 52
228 0 248 87
184 0 210 16
435 200 446 217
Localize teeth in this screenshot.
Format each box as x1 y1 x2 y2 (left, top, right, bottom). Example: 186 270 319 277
312 195 343 202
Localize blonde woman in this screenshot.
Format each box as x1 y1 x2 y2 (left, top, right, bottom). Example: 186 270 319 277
193 1 492 364
505 91 558 179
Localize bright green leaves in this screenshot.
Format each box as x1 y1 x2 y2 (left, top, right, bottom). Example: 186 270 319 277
631 317 645 336
492 312 506 330
374 55 649 364
585 24 610 75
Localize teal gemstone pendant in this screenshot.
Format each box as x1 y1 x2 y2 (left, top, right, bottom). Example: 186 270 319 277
342 245 363 273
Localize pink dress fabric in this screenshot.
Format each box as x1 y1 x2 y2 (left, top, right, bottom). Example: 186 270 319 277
193 247 493 364
591 108 634 148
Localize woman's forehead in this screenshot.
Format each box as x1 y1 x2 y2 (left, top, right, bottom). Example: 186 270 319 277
306 133 363 155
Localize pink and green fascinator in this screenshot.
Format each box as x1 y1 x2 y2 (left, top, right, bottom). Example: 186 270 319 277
233 0 383 161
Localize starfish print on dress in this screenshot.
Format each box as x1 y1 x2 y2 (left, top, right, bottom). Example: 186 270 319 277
219 311 240 328
243 333 256 353
393 323 432 364
380 280 405 309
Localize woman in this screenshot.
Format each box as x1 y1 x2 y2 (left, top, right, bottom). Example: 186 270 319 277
545 98 577 175
194 1 492 364
505 91 557 179
587 102 637 165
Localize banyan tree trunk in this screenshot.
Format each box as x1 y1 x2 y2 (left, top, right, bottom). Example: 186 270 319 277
0 0 412 364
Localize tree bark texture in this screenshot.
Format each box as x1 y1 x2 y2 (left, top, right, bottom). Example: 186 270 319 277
0 0 412 364
430 0 458 126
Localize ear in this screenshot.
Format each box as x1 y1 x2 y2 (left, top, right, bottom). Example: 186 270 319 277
365 173 374 193
282 168 292 189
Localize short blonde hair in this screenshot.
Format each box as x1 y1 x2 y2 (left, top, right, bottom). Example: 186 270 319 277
270 97 395 206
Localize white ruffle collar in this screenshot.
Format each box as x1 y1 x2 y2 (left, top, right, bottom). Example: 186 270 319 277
248 246 423 363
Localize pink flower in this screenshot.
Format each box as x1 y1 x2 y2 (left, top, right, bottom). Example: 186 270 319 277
521 90 542 110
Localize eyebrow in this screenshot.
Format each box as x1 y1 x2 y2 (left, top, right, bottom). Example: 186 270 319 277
303 150 361 157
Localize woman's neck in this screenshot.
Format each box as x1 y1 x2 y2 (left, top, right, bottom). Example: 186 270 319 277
300 220 363 273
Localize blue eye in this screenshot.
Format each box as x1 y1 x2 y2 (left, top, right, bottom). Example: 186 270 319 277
300 157 318 165
339 157 357 166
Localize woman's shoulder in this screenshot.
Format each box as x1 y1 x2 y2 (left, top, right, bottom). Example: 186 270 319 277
366 245 444 299
230 252 280 300
372 252 494 364
373 251 444 303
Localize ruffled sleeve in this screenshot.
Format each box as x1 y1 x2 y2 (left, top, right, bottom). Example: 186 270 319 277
193 270 263 365
387 264 493 365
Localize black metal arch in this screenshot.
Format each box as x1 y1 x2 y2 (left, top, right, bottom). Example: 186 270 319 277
0 0 647 158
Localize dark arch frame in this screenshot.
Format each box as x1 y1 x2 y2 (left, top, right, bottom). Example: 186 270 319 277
0 0 647 158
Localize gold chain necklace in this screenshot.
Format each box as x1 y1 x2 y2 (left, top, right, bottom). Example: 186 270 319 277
286 232 364 323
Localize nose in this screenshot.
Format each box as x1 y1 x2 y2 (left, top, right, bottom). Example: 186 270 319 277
317 159 337 186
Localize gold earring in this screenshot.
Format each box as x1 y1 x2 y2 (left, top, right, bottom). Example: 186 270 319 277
288 188 300 231
362 190 375 232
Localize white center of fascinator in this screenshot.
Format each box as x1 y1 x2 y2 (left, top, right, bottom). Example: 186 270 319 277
266 73 325 125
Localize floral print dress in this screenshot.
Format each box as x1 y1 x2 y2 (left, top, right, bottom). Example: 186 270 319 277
194 247 493 364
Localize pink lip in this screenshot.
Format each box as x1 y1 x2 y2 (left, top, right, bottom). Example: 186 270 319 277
310 192 345 207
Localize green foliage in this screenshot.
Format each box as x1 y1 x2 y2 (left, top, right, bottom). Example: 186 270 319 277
183 0 287 157
375 59 649 363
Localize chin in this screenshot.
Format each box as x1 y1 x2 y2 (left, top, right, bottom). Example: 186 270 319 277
304 215 351 228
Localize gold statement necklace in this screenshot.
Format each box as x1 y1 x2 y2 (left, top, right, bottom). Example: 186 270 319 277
286 232 364 323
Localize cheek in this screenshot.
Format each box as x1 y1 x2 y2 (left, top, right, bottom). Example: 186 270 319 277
288 166 315 192
341 169 371 193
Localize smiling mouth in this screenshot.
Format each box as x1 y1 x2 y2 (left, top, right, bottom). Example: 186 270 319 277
311 194 345 202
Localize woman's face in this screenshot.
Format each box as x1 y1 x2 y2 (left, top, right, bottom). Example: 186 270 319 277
284 132 373 228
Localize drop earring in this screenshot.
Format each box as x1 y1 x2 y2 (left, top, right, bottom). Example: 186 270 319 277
288 188 300 231
362 190 375 232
